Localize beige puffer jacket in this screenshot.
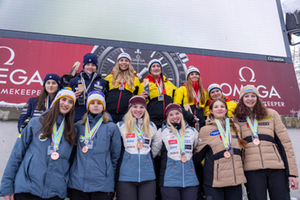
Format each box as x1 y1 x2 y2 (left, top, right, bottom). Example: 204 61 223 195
194 118 247 188
233 108 298 177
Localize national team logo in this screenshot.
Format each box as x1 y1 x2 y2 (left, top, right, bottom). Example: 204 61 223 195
79 135 85 142
39 133 48 142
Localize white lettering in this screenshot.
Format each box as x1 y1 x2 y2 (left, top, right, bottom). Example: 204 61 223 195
220 83 232 96
26 71 43 86
1 88 8 94
239 67 256 82
257 85 268 98
269 86 281 98
0 68 9 84
10 69 27 85
0 46 15 65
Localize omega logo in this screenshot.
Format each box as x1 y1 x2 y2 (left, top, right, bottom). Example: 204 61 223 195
239 66 256 82
0 46 15 65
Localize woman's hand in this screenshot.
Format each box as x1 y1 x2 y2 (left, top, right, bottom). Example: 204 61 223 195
141 91 149 99
289 177 299 190
74 91 82 99
4 193 14 200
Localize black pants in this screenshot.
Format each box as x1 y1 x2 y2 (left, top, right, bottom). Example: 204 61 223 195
204 184 242 200
245 169 290 200
160 186 198 200
69 188 114 200
15 193 63 200
116 180 156 200
195 163 205 194
154 155 162 200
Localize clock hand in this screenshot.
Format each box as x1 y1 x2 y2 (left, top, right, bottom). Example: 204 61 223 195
137 68 148 80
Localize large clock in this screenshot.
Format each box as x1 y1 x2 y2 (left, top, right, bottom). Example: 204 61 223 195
92 46 189 87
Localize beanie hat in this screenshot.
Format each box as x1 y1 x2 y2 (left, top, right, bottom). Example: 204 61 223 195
43 74 61 88
239 85 260 100
128 96 147 109
148 59 162 72
208 83 222 96
83 53 98 69
186 66 200 80
51 87 76 107
117 53 131 62
86 91 106 111
165 103 182 117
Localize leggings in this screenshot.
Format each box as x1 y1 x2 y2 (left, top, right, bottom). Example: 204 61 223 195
204 184 242 200
160 186 198 200
69 188 113 200
14 193 63 200
116 180 156 200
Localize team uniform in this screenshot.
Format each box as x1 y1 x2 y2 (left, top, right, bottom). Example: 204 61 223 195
203 96 237 117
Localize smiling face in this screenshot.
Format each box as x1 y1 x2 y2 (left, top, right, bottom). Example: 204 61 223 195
131 104 146 119
84 63 97 75
89 100 103 114
168 110 182 124
59 97 74 115
189 72 200 82
45 79 59 95
118 58 130 71
243 92 257 111
210 100 227 119
150 63 162 78
210 88 223 100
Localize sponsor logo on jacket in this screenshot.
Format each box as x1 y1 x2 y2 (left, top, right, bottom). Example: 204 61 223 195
126 133 135 138
258 122 269 126
210 130 220 136
168 140 178 145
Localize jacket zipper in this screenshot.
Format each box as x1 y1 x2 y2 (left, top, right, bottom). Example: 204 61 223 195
138 148 141 182
231 155 237 184
217 163 219 180
116 90 122 113
258 145 264 168
272 145 280 161
182 162 185 187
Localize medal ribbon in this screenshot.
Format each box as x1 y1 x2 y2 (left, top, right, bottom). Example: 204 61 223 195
45 95 51 110
192 88 200 104
155 78 163 95
246 116 258 137
119 74 126 87
51 117 65 150
215 118 231 149
84 116 103 143
175 129 185 154
80 73 97 93
133 124 144 139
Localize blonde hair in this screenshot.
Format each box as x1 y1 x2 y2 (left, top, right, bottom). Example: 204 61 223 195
81 111 110 125
112 62 136 90
124 106 152 137
186 75 205 104
166 113 186 134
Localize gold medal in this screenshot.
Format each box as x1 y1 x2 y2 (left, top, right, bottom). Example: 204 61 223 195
253 138 260 145
223 151 231 158
82 146 88 153
137 142 143 149
51 152 59 160
181 155 187 163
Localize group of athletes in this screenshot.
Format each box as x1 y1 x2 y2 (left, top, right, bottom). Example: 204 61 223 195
0 52 298 200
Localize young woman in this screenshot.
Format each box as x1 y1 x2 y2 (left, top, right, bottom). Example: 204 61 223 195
68 91 121 200
69 53 108 122
152 103 199 200
139 59 177 129
0 88 77 200
18 73 61 132
116 96 157 200
203 83 237 117
193 98 247 200
233 85 299 200
174 66 208 129
104 53 140 123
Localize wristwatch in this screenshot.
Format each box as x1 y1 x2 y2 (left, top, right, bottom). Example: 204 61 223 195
92 46 189 87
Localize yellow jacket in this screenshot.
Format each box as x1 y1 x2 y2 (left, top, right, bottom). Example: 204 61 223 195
203 96 237 117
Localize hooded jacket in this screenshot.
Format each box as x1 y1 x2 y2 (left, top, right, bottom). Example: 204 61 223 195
68 113 121 193
116 118 157 182
0 115 74 199
233 108 298 177
193 118 246 188
151 124 199 188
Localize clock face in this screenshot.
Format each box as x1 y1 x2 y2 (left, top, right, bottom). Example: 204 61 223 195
92 46 188 87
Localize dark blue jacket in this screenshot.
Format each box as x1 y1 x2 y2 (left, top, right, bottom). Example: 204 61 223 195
0 115 74 199
69 71 108 122
68 113 121 193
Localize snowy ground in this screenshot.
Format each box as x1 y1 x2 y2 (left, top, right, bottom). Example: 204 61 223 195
0 121 299 200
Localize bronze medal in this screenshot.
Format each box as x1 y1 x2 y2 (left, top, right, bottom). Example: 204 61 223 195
82 145 88 153
51 152 59 160
181 155 187 163
223 151 231 158
137 141 143 149
253 138 260 145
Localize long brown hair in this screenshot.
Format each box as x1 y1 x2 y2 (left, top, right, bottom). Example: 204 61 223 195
233 95 267 120
38 99 76 145
112 62 136 89
186 75 205 104
36 88 59 111
209 98 247 148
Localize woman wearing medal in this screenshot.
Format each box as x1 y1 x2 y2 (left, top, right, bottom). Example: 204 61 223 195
193 98 247 200
203 83 237 118
233 85 299 200
104 53 140 123
0 88 77 200
18 73 61 133
115 96 157 200
151 104 199 200
174 66 208 129
68 91 121 200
